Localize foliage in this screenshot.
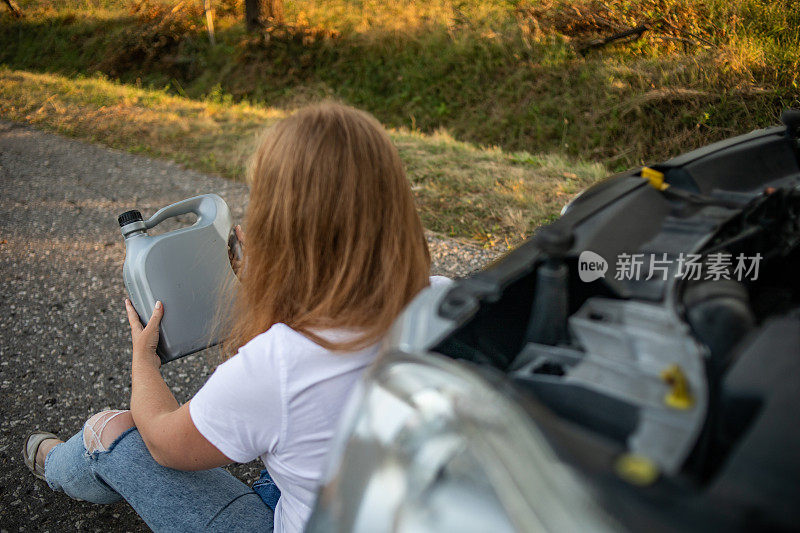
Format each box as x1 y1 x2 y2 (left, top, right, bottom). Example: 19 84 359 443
98 2 207 78
2 0 797 169
1 0 798 244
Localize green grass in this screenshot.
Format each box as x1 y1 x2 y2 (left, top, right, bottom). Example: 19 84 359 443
1 0 797 244
0 67 604 245
2 0 798 170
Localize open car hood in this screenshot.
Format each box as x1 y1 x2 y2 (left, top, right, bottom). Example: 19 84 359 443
382 113 800 531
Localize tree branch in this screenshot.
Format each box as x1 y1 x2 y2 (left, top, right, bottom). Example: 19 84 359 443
2 0 23 18
579 25 649 56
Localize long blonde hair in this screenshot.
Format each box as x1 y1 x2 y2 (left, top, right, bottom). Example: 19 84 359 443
224 102 431 354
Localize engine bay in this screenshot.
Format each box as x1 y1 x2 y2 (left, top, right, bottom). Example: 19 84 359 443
428 119 800 529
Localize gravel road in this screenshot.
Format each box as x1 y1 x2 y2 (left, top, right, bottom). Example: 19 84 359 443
0 120 501 531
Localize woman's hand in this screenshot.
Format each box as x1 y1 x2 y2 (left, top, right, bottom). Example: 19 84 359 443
123 299 231 471
228 224 245 278
125 298 163 371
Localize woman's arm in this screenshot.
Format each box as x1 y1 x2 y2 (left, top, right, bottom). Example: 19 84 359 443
125 299 232 471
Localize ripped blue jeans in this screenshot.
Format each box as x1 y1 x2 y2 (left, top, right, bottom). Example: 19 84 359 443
44 413 276 532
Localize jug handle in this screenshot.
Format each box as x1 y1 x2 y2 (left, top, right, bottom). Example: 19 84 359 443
144 194 221 230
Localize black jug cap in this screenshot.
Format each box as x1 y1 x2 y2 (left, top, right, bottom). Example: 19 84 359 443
118 210 144 227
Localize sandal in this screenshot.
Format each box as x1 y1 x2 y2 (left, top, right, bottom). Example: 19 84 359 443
22 430 59 481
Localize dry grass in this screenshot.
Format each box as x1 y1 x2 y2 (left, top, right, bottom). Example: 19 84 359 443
0 67 605 246
3 0 796 169
3 0 792 244
0 69 282 177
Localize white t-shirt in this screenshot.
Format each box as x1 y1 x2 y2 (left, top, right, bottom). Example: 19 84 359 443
189 276 452 533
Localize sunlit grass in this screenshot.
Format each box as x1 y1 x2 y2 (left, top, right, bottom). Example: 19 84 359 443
1 0 794 244
4 0 797 169
0 68 284 177
0 68 605 245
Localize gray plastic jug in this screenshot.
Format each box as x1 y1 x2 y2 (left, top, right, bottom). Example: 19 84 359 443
118 194 238 363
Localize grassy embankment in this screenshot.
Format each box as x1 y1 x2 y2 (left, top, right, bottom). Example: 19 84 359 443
1 0 798 244
0 68 603 245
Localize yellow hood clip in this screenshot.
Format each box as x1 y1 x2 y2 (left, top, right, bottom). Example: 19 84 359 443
661 364 694 410
641 167 670 191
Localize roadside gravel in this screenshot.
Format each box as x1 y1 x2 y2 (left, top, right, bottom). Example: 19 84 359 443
0 120 502 531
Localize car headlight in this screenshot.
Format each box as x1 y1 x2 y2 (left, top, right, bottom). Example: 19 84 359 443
307 352 616 532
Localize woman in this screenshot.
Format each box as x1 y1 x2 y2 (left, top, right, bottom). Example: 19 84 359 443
22 103 442 532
